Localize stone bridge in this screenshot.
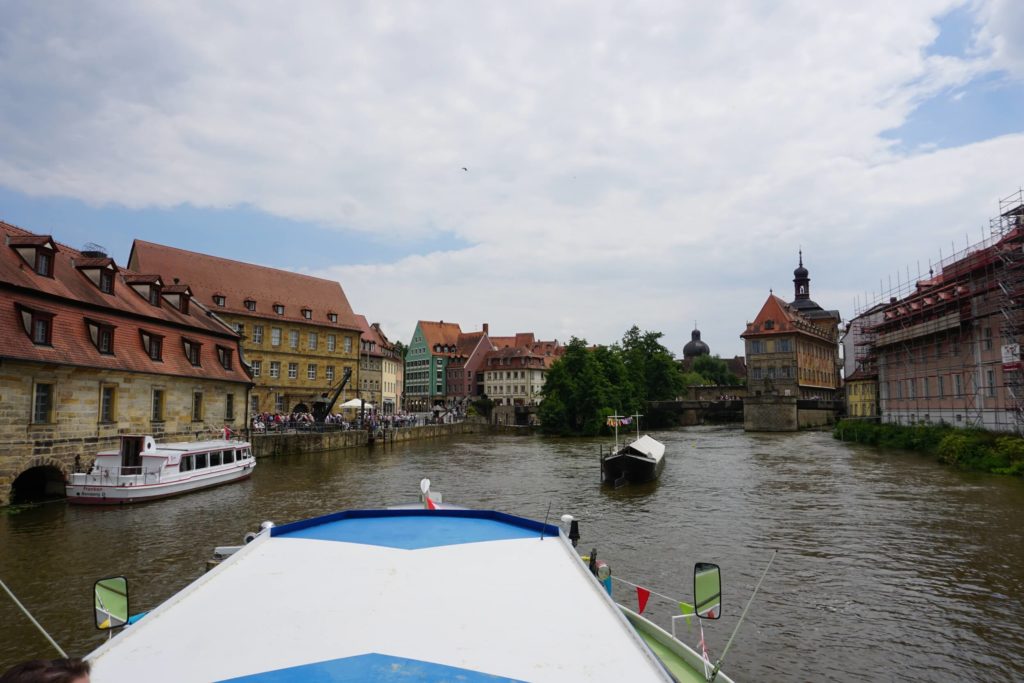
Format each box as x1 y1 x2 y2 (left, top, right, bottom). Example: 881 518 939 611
648 400 745 426
0 433 109 506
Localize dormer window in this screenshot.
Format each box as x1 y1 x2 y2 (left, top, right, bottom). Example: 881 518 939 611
76 256 117 294
35 250 53 276
99 269 114 294
213 294 226 307
126 275 164 307
86 319 116 355
162 284 192 314
765 320 775 330
274 304 285 315
245 299 256 312
10 236 59 278
302 308 312 320
217 346 233 370
140 330 163 361
16 304 54 346
328 313 338 323
183 338 202 366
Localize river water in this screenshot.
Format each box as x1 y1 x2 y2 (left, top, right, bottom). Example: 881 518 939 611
2 426 1023 681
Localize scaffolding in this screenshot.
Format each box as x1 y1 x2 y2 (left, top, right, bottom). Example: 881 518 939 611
992 189 1024 430
851 189 1024 432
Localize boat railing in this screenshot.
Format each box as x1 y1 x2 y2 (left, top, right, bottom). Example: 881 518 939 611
84 466 164 485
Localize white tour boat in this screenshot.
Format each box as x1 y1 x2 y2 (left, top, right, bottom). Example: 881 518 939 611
83 481 740 682
66 434 255 505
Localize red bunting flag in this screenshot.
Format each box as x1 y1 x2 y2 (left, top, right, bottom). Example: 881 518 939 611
636 586 651 615
426 496 437 510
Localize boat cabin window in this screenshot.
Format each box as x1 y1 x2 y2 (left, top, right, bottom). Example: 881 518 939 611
195 453 208 469
180 455 193 472
223 450 235 464
210 451 222 467
241 448 250 459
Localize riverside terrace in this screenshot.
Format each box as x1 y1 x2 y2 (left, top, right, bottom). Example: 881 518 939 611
248 419 485 457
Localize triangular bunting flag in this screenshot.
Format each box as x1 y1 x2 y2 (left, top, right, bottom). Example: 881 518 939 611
426 496 437 510
637 586 651 614
679 601 694 628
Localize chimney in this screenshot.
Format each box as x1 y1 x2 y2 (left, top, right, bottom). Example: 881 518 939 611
483 323 489 334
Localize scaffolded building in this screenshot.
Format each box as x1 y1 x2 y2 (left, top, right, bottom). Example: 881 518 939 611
852 190 1024 432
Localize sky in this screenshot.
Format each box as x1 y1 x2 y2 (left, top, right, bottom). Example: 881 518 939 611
1 1 1023 358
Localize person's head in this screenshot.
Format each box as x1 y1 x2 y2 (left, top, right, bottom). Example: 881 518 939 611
0 658 90 683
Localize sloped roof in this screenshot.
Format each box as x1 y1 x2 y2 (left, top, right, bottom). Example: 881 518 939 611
0 221 249 383
456 330 485 357
130 240 360 331
741 294 836 342
845 368 878 382
356 314 392 357
418 320 463 350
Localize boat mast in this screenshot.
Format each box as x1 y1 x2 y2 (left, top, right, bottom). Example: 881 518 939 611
610 414 624 450
632 413 643 440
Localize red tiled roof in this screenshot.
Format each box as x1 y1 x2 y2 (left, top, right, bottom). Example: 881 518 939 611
0 221 250 384
9 234 56 248
74 257 115 269
456 331 485 357
356 314 384 356
741 294 835 342
845 368 878 382
162 283 192 295
418 320 463 350
129 240 360 331
123 273 163 285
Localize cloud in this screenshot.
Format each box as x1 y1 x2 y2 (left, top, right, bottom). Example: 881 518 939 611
976 0 1024 76
1 1 1022 356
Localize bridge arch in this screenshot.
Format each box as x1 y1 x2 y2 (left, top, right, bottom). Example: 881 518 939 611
8 457 68 505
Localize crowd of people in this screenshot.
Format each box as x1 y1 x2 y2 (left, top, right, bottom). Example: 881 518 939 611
249 411 458 434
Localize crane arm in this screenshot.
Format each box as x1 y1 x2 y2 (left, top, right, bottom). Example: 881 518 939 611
313 367 353 422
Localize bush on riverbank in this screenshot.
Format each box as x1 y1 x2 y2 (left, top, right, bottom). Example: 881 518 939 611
833 420 1024 476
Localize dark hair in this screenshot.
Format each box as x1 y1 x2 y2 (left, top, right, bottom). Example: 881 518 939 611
0 658 90 683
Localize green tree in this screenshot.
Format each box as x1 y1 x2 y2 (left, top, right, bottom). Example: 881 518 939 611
540 337 614 435
691 355 739 386
540 329 684 435
620 326 684 402
470 394 494 418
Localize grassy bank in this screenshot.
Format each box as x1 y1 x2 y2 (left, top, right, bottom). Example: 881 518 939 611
833 420 1024 476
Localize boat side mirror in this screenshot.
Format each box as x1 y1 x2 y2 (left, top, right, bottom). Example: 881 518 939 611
693 562 722 620
94 576 130 630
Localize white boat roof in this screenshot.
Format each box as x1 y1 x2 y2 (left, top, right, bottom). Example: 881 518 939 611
86 509 673 682
96 439 250 457
625 435 666 461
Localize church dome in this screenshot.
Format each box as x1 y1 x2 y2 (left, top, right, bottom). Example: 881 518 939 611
794 263 808 279
683 329 710 359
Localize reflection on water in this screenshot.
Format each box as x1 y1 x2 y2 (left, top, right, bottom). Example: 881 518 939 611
2 427 1023 681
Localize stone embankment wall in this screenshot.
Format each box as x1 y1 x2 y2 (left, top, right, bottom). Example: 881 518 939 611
744 396 798 431
250 421 486 458
743 396 837 431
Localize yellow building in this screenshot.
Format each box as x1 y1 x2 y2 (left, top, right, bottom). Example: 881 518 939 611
129 241 362 415
356 315 403 415
742 254 842 400
845 369 879 419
